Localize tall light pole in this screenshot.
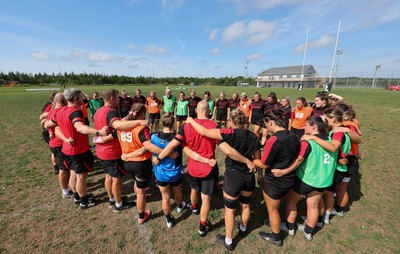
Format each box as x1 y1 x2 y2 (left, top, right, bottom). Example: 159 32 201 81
372 65 381 88
333 49 343 87
244 60 250 84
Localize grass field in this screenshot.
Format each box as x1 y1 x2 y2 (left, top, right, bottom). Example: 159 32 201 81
0 86 399 253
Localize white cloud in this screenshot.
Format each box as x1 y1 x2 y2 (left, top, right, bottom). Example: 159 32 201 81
62 51 125 63
125 43 137 49
294 34 335 54
144 44 166 54
222 20 277 45
221 0 306 12
246 53 261 61
160 0 186 10
87 53 124 62
211 48 220 55
349 6 400 31
208 28 219 41
30 51 51 61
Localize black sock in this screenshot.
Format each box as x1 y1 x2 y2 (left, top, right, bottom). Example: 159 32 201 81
165 214 172 222
305 224 314 234
318 216 323 223
178 203 183 209
139 212 145 219
73 192 80 200
287 221 295 230
335 204 344 212
53 165 59 174
271 232 280 241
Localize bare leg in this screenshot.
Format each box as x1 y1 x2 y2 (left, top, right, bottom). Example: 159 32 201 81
263 192 281 234
112 177 123 203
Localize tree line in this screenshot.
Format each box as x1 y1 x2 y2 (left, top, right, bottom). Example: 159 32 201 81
0 71 254 86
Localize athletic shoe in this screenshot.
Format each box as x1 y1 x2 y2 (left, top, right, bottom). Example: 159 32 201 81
330 208 344 217
198 220 211 237
61 191 73 199
280 222 295 236
177 201 187 213
138 210 151 225
108 200 116 208
259 232 282 247
80 200 97 210
263 219 294 235
301 216 324 228
189 203 199 215
75 194 93 204
216 234 234 251
236 222 247 237
113 202 134 213
297 223 312 241
166 215 175 229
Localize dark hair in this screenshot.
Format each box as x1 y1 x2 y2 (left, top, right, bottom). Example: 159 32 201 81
296 97 308 106
324 108 343 123
103 89 119 102
315 93 329 105
179 91 185 96
161 112 175 129
346 109 356 120
306 116 328 135
204 91 211 97
264 107 286 128
334 103 353 121
48 91 58 101
128 103 146 120
229 109 247 129
268 92 277 103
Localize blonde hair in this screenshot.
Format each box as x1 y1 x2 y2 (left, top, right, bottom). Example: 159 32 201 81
128 103 146 120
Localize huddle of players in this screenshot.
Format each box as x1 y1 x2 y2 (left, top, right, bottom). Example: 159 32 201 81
41 88 361 250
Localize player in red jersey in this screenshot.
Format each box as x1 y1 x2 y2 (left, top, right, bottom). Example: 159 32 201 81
156 101 248 237
45 88 108 209
45 93 72 198
186 109 259 251
249 92 266 136
188 89 202 118
93 89 148 212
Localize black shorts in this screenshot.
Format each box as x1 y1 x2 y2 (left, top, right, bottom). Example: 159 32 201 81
216 110 228 121
292 177 324 196
124 159 152 187
65 150 94 174
251 118 264 126
156 176 183 187
42 129 50 144
149 113 160 125
223 169 255 197
50 146 68 170
100 159 126 178
188 165 219 196
291 128 304 139
176 115 187 121
260 175 295 200
345 156 359 177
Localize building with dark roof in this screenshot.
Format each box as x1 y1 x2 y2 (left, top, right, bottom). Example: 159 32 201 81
256 65 325 88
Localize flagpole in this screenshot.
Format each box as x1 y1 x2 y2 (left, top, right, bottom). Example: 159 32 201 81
329 19 341 83
300 28 309 89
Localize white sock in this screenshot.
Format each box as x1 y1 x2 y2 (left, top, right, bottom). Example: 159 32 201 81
62 189 69 195
239 223 247 232
225 236 232 245
110 197 115 202
116 201 123 208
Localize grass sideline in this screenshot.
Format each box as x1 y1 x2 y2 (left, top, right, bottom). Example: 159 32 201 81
0 86 399 253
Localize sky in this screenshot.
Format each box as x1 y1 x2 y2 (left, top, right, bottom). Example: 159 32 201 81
1 0 399 78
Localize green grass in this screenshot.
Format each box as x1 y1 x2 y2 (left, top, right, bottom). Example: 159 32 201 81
0 86 399 253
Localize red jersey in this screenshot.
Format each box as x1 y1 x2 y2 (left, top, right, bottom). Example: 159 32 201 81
94 106 122 160
47 107 63 148
52 106 90 156
175 119 218 177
